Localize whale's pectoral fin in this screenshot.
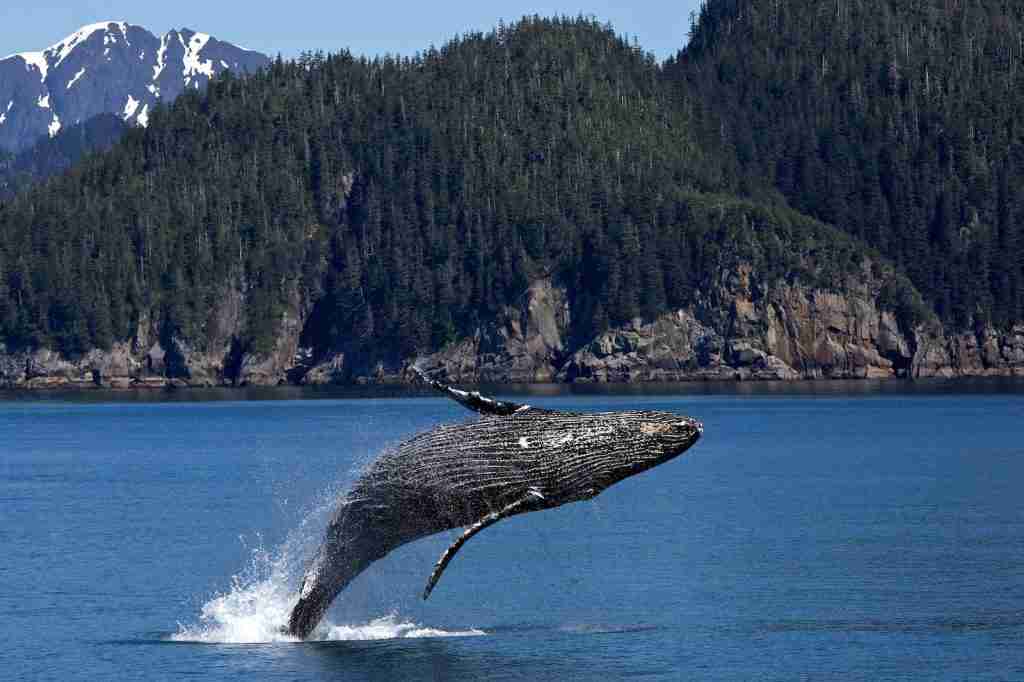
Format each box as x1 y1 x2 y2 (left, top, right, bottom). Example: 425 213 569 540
411 365 530 416
423 488 546 600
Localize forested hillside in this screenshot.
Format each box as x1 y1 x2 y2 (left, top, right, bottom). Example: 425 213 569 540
0 13 1019 387
0 18 911 369
667 0 1024 328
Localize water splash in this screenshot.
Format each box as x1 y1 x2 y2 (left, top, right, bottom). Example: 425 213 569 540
321 615 485 641
171 484 483 644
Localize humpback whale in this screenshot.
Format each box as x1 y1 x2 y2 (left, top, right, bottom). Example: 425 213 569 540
287 370 703 639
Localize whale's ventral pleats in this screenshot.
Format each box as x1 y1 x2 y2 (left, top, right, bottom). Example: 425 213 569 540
287 371 702 640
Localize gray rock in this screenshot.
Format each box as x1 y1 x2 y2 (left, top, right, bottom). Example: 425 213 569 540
2 263 1022 389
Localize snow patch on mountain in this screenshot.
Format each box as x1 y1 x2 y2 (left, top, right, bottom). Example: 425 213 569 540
15 52 49 81
51 21 124 67
182 32 214 83
153 34 170 81
123 95 140 120
0 21 268 152
67 67 87 89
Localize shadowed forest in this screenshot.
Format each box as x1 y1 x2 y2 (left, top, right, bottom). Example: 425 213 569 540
0 2 1020 372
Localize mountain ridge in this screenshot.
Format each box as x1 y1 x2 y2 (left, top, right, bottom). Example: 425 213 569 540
0 20 269 152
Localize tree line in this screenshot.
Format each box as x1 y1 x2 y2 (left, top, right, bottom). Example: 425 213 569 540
667 0 1024 329
0 13 964 369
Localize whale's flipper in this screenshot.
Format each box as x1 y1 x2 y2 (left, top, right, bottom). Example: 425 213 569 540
412 366 530 416
423 488 546 600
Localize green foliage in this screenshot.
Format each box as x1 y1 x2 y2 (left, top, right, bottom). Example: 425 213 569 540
0 15 933 365
668 0 1024 329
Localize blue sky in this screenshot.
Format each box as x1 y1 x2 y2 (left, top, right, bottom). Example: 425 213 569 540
1 1 703 62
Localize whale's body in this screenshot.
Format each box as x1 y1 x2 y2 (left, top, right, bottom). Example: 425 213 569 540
288 374 703 639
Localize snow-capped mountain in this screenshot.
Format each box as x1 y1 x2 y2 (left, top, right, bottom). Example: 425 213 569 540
0 21 269 152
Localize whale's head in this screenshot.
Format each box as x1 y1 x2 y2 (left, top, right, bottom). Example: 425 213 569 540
574 411 703 499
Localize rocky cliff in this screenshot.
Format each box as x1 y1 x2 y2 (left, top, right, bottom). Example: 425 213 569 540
0 280 313 389
412 265 1023 384
1 266 1021 390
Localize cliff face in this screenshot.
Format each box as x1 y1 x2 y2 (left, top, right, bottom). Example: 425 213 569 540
0 281 313 389
1 266 1021 389
414 265 918 383
413 265 1023 384
913 324 1024 378
417 279 571 383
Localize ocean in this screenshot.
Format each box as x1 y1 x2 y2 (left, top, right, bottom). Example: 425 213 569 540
1 380 1022 680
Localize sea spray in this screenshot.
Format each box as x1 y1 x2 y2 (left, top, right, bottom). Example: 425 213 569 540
171 561 483 644
171 464 483 644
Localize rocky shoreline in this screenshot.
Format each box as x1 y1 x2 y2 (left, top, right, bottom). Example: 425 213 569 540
2 269 1022 391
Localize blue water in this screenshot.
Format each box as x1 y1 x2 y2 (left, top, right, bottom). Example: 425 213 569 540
2 382 1023 680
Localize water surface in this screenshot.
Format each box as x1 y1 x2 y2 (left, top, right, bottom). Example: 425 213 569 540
2 381 1022 680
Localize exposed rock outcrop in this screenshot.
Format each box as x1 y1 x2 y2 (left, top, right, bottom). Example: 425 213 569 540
0 281 314 389
412 265 1022 384
1 266 1021 389
913 323 1024 378
421 279 571 383
236 285 309 386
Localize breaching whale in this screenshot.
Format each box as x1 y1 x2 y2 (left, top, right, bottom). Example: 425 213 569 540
287 369 703 639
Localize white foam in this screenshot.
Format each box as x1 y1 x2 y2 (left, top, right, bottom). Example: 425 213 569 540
48 112 61 137
170 544 484 644
173 592 484 645
171 485 484 645
38 94 50 109
137 103 149 127
170 554 300 643
321 615 484 642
